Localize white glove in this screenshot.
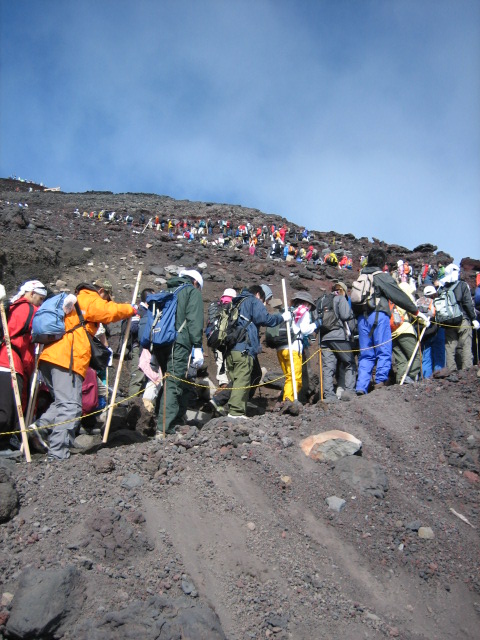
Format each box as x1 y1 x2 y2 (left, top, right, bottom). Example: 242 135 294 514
107 347 114 367
63 294 77 314
282 310 292 323
416 311 431 328
191 347 204 368
473 320 480 330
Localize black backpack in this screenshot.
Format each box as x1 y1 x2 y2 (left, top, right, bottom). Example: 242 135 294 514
206 297 250 352
315 293 342 334
264 324 295 348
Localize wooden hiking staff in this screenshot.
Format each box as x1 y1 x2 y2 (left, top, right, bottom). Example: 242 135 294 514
400 324 427 386
281 278 298 401
103 270 142 443
0 286 31 462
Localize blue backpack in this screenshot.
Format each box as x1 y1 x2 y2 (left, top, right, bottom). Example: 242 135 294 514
31 293 76 343
140 283 191 349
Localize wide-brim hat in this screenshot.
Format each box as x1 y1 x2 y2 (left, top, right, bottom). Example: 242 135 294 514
291 290 314 306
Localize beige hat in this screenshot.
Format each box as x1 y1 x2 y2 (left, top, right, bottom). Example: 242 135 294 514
334 281 348 294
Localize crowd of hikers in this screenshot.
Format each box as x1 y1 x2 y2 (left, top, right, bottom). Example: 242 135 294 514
1 248 479 463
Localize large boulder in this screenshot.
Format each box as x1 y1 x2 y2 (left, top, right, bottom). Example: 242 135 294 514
0 467 19 523
6 566 85 639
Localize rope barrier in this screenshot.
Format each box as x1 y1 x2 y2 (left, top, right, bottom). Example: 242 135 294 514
6 316 476 440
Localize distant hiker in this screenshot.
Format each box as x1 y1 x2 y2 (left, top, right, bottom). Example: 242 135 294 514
226 285 290 418
275 291 319 403
437 264 478 370
33 283 136 462
352 248 430 395
154 270 204 435
318 282 356 402
0 280 46 453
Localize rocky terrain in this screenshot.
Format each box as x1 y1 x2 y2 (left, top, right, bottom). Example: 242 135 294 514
0 178 479 639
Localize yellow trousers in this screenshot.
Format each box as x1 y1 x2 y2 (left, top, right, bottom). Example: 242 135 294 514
277 349 302 401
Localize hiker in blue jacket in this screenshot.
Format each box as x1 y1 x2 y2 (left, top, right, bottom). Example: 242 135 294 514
225 285 290 418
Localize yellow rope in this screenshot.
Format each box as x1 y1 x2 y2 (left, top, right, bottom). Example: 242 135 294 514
2 324 439 438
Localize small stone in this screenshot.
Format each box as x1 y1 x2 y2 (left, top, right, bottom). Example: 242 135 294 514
280 475 291 486
326 496 346 512
247 522 256 531
418 527 435 539
463 471 479 484
406 520 421 532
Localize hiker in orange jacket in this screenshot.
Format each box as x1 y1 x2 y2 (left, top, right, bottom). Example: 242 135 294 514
35 283 136 462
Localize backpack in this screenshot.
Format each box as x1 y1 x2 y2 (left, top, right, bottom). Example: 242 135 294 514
31 293 72 343
350 270 383 314
0 300 35 354
433 283 463 326
416 296 435 319
264 324 295 348
139 283 191 349
82 367 99 414
206 297 250 352
315 293 341 334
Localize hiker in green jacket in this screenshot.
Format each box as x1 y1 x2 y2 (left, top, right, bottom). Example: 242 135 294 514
154 270 204 436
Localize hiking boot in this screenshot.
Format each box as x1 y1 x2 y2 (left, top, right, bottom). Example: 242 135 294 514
323 395 339 404
336 387 345 399
340 390 356 402
28 424 48 454
9 434 21 450
209 397 226 416
374 381 387 390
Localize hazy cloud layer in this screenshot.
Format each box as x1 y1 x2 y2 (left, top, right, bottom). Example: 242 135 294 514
1 0 479 261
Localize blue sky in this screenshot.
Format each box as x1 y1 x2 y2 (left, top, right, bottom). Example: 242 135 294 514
1 0 479 263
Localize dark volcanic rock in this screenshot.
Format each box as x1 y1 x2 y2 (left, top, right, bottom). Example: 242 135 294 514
0 467 19 523
6 566 85 639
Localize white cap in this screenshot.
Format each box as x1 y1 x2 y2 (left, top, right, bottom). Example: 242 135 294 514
440 263 460 285
423 285 436 296
222 288 237 298
10 279 47 303
179 269 203 289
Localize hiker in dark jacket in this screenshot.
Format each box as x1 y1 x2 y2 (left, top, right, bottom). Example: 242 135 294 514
226 285 290 418
355 249 429 395
438 264 478 370
154 270 204 435
320 282 356 403
128 287 155 399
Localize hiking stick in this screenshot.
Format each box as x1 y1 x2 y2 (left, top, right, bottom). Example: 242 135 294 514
25 344 42 427
142 218 153 234
103 270 142 443
281 278 297 401
0 291 31 462
162 375 167 439
400 325 427 385
319 347 324 401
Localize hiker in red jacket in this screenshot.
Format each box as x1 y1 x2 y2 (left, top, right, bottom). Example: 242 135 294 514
0 280 46 452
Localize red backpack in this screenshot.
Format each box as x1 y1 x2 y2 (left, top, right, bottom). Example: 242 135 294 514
82 368 99 415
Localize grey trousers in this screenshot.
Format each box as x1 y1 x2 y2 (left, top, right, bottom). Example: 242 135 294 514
37 362 83 460
321 341 356 398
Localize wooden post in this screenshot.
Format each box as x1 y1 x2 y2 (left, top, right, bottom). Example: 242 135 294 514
102 271 142 443
281 278 297 401
0 291 31 462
